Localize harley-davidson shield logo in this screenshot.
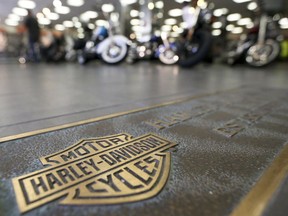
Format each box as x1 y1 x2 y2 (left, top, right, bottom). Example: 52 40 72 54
12 133 177 213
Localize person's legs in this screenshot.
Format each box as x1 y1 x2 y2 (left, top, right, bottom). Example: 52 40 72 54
28 37 39 62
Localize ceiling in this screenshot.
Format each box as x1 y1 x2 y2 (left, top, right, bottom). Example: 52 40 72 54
0 0 287 32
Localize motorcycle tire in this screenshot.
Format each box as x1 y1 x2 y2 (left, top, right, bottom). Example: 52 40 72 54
178 30 212 68
101 42 128 65
245 39 280 67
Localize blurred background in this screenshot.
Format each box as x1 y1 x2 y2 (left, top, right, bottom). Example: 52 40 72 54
0 0 287 66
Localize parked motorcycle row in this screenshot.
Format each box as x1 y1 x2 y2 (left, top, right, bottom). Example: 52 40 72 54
19 4 283 68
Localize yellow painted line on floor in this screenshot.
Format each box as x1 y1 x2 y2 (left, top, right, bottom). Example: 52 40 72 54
230 143 288 216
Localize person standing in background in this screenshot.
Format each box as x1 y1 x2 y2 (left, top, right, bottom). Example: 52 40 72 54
24 9 40 62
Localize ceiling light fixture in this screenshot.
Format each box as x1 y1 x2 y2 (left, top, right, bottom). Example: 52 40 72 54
95 20 109 27
67 0 84 7
237 17 252 25
155 1 164 9
130 19 141 26
232 27 243 34
53 0 62 8
18 0 36 9
12 7 28 16
164 18 177 25
130 10 139 17
226 24 234 31
233 0 251 3
47 12 59 20
5 19 18 26
213 8 229 17
55 6 70 14
8 14 21 21
168 8 182 17
212 21 222 28
227 13 241 22
38 17 51 25
55 24 65 31
63 20 74 28
102 4 114 13
120 0 137 6
212 29 221 36
247 2 257 10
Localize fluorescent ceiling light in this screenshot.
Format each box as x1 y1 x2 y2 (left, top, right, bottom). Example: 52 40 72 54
148 2 154 10
55 24 65 31
67 0 84 7
5 19 18 26
120 0 137 5
232 27 243 34
55 6 70 14
130 10 139 17
47 12 59 20
42 8 50 15
161 25 172 32
247 2 257 10
212 29 221 36
36 13 44 19
102 4 114 13
130 19 141 26
8 14 21 21
226 24 234 31
213 8 228 17
18 0 36 9
95 20 109 27
53 0 62 8
74 21 81 28
212 21 222 28
155 1 164 9
227 13 241 22
175 0 190 3
168 8 182 17
164 18 177 25
237 17 252 25
38 17 51 25
233 0 251 3
13 7 28 16
88 23 95 29
63 20 74 28
80 11 98 22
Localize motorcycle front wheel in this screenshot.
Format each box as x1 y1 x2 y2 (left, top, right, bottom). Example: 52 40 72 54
245 39 280 67
159 48 179 65
178 30 212 68
101 41 128 64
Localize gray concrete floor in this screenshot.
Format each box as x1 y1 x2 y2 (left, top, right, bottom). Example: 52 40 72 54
0 61 287 138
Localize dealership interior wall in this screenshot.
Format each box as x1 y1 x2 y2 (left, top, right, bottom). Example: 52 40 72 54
0 1 288 216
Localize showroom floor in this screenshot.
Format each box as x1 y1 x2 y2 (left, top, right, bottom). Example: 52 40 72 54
0 61 288 216
0 61 287 137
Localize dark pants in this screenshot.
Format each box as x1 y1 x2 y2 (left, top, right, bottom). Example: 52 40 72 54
28 37 39 62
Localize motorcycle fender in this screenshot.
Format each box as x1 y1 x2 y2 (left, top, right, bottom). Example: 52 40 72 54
96 35 129 54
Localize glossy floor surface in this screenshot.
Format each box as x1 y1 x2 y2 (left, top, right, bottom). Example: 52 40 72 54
0 61 287 138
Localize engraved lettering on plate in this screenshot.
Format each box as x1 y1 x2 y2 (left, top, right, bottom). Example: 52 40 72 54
12 134 177 213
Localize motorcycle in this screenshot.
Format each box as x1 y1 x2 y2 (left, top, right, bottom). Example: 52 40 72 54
78 14 129 65
227 14 280 67
158 1 212 67
126 35 163 64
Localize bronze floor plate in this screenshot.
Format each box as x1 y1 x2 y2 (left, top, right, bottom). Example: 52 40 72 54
1 86 288 216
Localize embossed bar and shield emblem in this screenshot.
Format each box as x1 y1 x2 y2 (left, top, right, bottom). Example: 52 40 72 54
12 133 177 213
